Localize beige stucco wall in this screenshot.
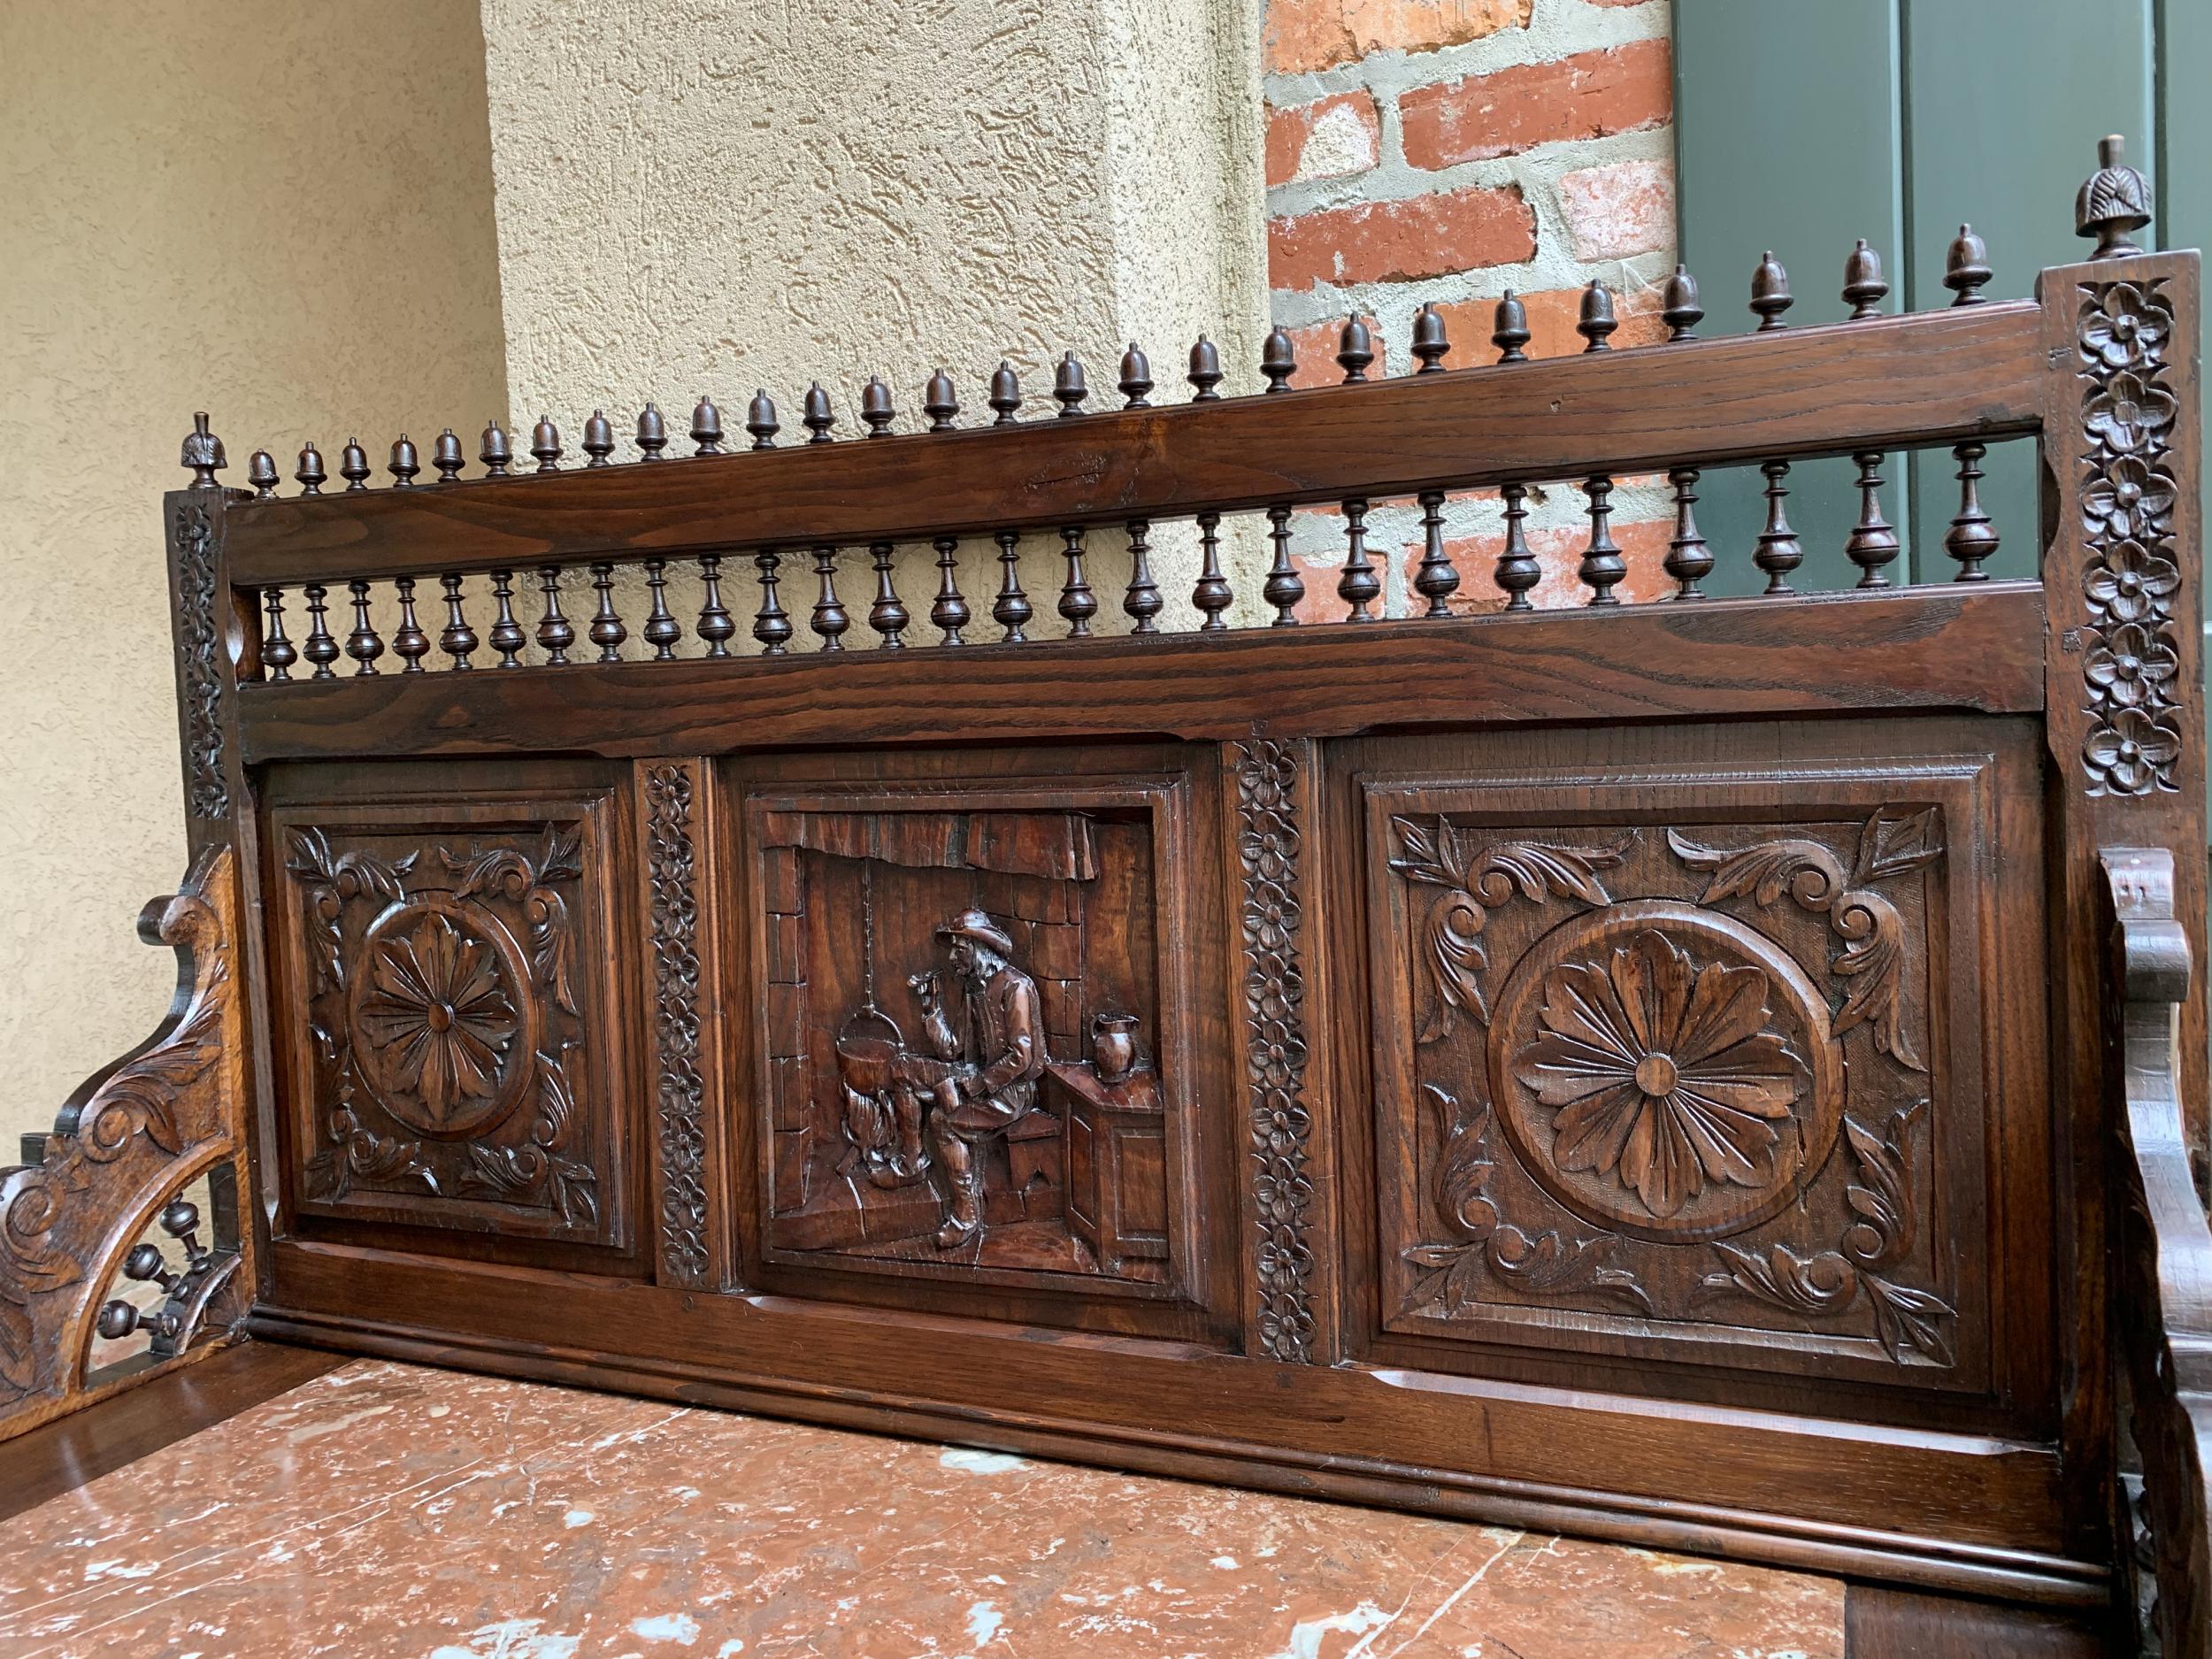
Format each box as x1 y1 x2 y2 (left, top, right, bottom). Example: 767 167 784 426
0 3 509 1149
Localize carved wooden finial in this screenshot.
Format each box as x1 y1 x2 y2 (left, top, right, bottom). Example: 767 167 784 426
1661 265 1702 342
1119 343 1154 408
2078 134 2151 259
180 411 225 488
691 395 726 456
531 414 562 472
1945 224 1993 304
1054 351 1088 417
388 434 420 488
1187 335 1223 400
924 368 959 431
1842 239 1888 319
1492 291 1530 363
339 437 372 491
861 374 895 437
247 449 280 500
295 441 327 495
989 361 1022 424
636 402 668 460
581 410 615 466
803 381 836 442
1336 313 1374 382
1750 251 1792 330
746 389 780 449
1577 281 1617 351
433 428 465 482
1411 302 1449 373
480 419 512 477
1261 325 1296 393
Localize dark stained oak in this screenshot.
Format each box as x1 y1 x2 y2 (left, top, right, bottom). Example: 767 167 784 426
1844 1585 2108 1657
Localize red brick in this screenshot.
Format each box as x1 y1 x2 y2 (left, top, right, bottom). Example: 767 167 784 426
1284 316 1389 388
1586 0 1659 6
1399 509 1676 612
1401 39 1672 169
1427 282 1664 365
1267 0 1532 76
1269 187 1533 291
1557 158 1673 261
1266 91 1381 188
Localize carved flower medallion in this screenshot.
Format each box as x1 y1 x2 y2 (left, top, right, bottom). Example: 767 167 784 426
347 899 536 1139
1487 902 1842 1242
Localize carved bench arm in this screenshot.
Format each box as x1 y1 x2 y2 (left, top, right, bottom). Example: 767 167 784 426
2104 847 2212 1659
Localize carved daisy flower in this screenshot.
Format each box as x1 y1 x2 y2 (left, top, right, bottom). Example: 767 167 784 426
2085 708 2181 795
2084 371 2177 456
1514 930 1802 1221
2084 538 2180 625
2080 457 2177 541
360 913 518 1126
2081 283 2170 371
2084 622 2178 710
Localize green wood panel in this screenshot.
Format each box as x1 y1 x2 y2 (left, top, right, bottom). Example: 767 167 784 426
1902 0 2154 581
1674 2 1905 596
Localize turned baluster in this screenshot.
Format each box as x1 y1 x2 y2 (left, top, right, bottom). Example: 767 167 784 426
260 588 296 681
340 438 371 491
867 542 907 648
810 546 849 650
530 415 562 472
1750 251 1792 331
861 376 895 437
1054 352 1088 417
1338 500 1379 622
697 555 735 657
1193 512 1233 631
247 450 279 500
1494 482 1539 611
988 363 1022 426
1492 292 1530 363
643 559 682 659
1411 303 1448 373
1664 469 1712 599
1753 461 1803 595
1187 337 1223 401
344 580 383 674
295 442 327 495
931 536 970 645
433 429 465 482
536 567 575 665
636 403 668 461
1123 519 1163 634
581 410 614 467
1412 490 1457 617
924 370 958 432
441 574 480 668
1336 314 1373 382
1057 527 1097 637
1578 478 1625 606
803 383 836 443
1846 453 1901 588
1943 230 1998 581
754 549 792 654
588 564 626 661
393 578 430 672
993 530 1033 641
1119 344 1152 409
303 585 339 679
747 390 780 450
692 396 726 456
1261 326 1295 393
1263 503 1302 626
480 419 512 478
1662 265 1702 341
488 571 526 666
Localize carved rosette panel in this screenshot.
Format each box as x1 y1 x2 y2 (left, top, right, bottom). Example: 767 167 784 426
2077 277 2184 795
278 807 625 1247
170 500 227 823
645 764 710 1285
1236 740 1315 1364
1378 795 1974 1383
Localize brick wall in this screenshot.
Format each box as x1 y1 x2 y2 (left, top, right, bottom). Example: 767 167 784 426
1263 0 1676 612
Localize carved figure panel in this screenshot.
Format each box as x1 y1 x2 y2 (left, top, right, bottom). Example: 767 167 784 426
752 784 1193 1299
1364 753 2025 1395
272 795 630 1248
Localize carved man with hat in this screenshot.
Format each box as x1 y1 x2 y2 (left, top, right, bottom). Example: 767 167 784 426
908 907 1046 1249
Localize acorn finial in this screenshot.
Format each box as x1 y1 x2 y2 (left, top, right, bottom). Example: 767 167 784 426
924 368 959 431
1577 281 1617 352
1945 224 1993 304
861 374 895 437
1492 291 1530 363
1336 313 1374 382
340 437 371 490
582 410 614 466
1661 265 1702 342
295 442 327 495
1187 336 1223 400
1054 351 1088 416
433 428 465 481
2077 134 2150 260
746 390 780 449
636 402 668 460
1118 342 1154 407
1841 239 1887 319
1260 325 1296 392
1411 303 1448 373
247 449 279 499
989 361 1023 424
180 412 225 488
479 419 511 477
530 414 562 472
388 434 420 487
691 395 726 456
803 381 836 442
1750 251 1792 330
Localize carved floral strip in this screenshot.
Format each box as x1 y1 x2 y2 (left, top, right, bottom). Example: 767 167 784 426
645 764 710 1285
172 502 227 823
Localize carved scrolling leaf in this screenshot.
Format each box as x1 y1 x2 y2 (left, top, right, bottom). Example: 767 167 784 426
284 829 417 995
457 1047 599 1232
440 825 583 1017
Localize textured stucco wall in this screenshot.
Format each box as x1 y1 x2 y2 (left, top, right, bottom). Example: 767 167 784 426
0 4 509 1149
